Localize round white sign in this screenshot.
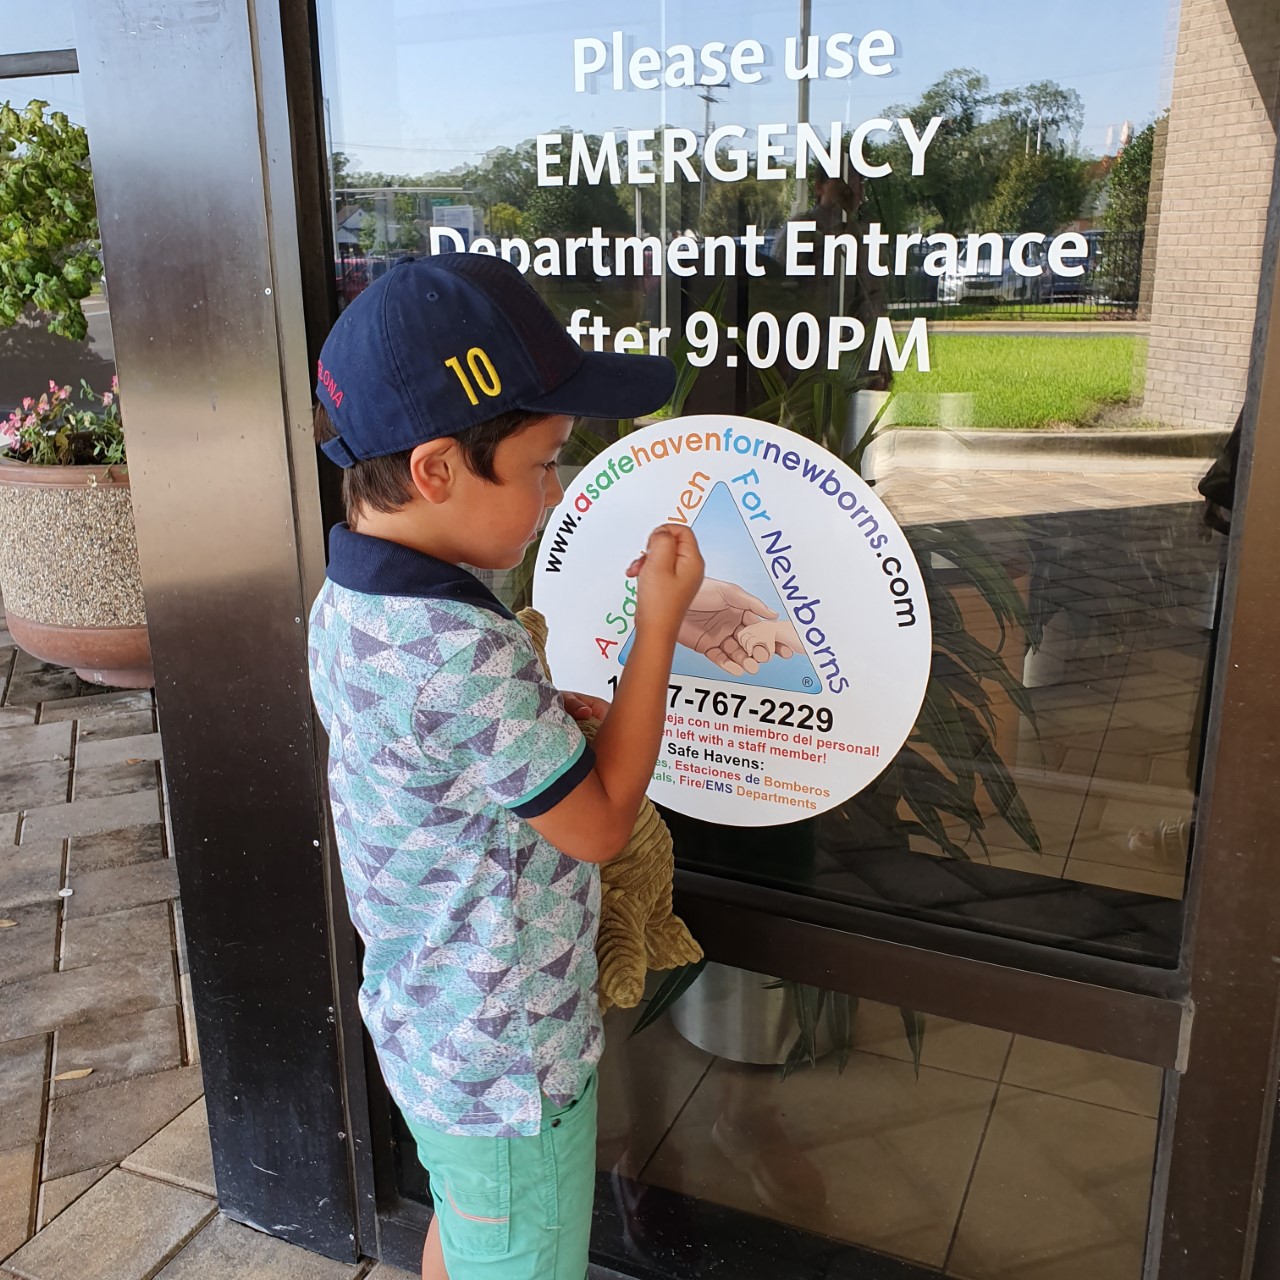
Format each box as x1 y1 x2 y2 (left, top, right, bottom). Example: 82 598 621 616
533 415 932 827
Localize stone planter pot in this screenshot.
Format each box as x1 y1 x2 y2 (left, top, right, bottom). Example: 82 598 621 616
0 459 153 687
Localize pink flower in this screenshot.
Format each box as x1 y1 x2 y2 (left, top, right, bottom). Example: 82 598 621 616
102 392 114 406
23 415 36 431
21 398 32 410
0 420 17 449
48 380 58 392
36 395 49 413
111 375 119 392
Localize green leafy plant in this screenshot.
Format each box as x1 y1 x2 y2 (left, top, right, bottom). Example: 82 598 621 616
1 377 123 466
0 100 102 341
745 355 1042 857
635 359 1039 1074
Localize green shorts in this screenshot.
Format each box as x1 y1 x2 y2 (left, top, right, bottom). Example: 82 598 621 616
406 1072 598 1280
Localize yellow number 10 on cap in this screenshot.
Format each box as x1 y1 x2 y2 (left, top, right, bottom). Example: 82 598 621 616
444 348 502 406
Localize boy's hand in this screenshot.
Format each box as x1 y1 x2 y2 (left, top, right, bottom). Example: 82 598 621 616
562 691 610 722
627 525 705 638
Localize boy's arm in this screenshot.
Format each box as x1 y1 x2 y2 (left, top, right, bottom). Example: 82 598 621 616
525 525 703 863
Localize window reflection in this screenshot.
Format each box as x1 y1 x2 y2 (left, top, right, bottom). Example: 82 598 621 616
323 0 1280 1273
596 967 1159 1276
316 0 1248 966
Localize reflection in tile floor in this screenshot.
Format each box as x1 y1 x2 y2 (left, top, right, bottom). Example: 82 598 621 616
882 459 1222 904
600 999 1161 1278
597 460 1195 1272
593 458 1213 1269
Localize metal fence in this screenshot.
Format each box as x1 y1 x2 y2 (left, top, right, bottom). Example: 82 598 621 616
882 229 1145 320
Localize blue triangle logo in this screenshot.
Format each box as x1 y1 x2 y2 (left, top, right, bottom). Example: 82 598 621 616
618 482 823 694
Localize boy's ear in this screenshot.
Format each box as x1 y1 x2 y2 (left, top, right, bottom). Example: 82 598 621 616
407 439 458 504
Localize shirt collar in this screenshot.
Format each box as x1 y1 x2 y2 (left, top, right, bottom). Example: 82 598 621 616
326 524 513 618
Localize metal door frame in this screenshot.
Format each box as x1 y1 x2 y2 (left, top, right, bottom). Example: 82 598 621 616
60 0 1280 1274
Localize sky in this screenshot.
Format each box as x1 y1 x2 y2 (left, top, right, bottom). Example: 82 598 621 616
1 5 76 59
317 0 1180 176
0 3 83 121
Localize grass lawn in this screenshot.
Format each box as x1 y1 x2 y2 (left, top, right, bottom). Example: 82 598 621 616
891 334 1147 429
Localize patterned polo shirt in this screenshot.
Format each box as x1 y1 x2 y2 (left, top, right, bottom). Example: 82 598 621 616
307 525 602 1138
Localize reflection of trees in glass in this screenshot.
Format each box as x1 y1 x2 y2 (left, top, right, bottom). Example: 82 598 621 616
869 68 1089 236
982 151 1090 233
996 81 1085 156
465 141 540 210
699 172 793 239
1097 116 1160 304
487 203 522 237
357 190 427 254
522 183 630 240
1104 118 1159 232
615 129 702 236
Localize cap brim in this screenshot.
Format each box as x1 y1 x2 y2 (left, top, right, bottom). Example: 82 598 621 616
521 351 676 421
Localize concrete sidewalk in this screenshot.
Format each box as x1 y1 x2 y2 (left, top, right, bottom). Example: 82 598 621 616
0 606 410 1280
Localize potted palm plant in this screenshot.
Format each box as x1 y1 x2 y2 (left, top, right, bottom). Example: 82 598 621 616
0 99 151 688
635 353 1042 1075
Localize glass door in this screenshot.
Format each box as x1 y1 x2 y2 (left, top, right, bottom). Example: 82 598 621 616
302 1 1280 1275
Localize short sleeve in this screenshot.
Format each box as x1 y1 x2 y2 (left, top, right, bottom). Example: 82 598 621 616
412 619 594 819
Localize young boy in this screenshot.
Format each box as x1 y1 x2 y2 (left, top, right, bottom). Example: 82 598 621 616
306 253 703 1280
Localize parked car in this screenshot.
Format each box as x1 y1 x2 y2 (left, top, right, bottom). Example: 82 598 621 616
936 233 1047 305
1046 229 1103 301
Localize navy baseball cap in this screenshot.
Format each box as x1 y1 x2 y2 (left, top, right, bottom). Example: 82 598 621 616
315 254 676 466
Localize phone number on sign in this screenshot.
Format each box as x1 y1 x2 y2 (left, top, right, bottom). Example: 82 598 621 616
569 309 927 373
668 682 834 732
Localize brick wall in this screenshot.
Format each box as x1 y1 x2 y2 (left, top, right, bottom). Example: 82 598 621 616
1137 116 1168 322
1142 0 1280 428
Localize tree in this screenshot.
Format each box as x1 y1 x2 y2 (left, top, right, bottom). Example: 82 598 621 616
488 202 523 237
876 70 1087 235
520 134 630 240
357 190 426 254
462 142 539 211
617 128 702 236
1104 117 1159 232
521 183 630 240
0 100 102 341
699 171 792 238
996 81 1084 155
880 69 1004 232
982 150 1089 232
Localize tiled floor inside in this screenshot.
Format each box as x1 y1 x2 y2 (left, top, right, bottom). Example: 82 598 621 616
599 994 1162 1280
593 456 1208 1280
870 457 1216 904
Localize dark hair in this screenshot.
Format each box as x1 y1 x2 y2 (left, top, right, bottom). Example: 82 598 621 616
313 401 548 520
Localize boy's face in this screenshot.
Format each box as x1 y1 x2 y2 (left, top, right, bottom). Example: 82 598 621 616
453 414 573 570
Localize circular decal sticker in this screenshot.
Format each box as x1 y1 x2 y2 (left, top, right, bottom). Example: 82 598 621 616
533 415 932 826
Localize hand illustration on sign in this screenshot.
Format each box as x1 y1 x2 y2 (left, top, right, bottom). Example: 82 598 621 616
734 617 802 664
677 577 779 677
